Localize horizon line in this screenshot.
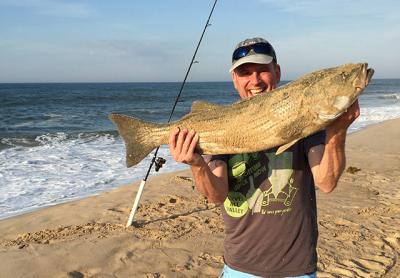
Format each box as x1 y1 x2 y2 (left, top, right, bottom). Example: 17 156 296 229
1 78 399 85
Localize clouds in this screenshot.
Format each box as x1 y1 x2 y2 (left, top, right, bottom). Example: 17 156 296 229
274 27 400 79
254 0 400 79
0 0 94 18
0 37 194 82
89 39 174 62
0 1 398 82
259 0 400 19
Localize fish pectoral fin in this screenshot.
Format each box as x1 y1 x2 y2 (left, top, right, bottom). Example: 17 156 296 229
318 112 342 121
191 101 223 112
276 139 299 155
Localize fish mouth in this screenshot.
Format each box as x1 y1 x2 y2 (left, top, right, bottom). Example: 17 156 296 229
354 63 374 91
366 67 374 86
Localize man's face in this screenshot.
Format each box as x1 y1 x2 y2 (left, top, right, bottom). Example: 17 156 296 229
232 63 281 99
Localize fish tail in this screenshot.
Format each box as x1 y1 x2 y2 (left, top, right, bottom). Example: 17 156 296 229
109 114 166 167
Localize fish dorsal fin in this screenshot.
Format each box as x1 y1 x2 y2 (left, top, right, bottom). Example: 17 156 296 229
276 139 300 155
191 100 222 112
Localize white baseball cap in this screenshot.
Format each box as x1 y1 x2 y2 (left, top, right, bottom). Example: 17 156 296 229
230 37 277 72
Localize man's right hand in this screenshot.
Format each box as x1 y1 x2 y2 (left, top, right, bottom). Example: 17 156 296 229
169 127 205 167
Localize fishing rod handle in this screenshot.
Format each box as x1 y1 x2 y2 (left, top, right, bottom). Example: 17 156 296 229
126 179 146 227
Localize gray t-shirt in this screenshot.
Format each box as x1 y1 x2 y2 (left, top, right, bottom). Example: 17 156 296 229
210 131 325 277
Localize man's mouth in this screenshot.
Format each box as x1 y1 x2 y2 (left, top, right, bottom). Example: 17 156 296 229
249 88 264 95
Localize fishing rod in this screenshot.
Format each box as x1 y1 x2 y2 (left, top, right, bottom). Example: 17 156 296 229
126 0 218 227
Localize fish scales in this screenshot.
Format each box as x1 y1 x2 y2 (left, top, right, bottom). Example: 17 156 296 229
109 63 374 167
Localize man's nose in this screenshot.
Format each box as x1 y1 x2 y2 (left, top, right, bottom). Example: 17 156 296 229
249 72 261 84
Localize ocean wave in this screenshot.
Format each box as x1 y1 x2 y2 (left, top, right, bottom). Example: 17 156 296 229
0 135 187 220
42 113 64 119
1 80 399 218
377 93 400 100
0 137 38 150
347 106 400 132
0 131 119 150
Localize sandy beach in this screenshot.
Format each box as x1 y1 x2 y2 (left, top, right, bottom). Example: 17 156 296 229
0 119 399 278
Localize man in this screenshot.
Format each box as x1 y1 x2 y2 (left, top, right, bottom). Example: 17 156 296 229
169 37 359 277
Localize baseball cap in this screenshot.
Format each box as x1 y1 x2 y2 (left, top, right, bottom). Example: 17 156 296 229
230 37 277 72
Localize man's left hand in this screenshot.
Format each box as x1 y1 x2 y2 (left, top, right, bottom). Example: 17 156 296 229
326 99 360 137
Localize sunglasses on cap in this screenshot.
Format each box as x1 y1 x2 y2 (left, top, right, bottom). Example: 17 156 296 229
232 42 277 63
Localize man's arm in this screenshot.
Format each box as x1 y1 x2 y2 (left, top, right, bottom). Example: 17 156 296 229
309 100 360 193
191 159 229 204
169 127 229 204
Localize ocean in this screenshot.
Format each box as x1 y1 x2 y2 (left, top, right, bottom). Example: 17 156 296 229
1 80 400 220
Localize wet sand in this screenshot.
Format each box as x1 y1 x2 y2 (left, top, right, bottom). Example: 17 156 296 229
0 119 399 278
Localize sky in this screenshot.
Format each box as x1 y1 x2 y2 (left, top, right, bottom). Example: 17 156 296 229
0 0 399 83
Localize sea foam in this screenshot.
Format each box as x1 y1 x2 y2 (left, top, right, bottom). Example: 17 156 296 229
0 132 187 219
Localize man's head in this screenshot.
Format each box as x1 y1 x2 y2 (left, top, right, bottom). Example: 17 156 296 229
230 37 281 99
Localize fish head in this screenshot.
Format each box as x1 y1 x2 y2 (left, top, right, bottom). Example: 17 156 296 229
312 63 374 122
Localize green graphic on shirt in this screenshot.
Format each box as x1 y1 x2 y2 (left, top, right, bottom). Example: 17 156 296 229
266 152 294 198
225 151 298 217
227 153 266 193
224 152 298 218
258 152 297 215
228 153 250 178
224 191 249 218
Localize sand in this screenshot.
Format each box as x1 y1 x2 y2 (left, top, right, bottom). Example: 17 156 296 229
0 119 399 278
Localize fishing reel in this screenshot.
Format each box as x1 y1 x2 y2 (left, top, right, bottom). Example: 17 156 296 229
154 157 166 172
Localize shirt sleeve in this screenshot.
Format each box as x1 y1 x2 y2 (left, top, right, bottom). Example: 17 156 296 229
303 130 326 155
207 154 229 164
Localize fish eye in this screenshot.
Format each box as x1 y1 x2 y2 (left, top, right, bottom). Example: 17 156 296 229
341 71 349 80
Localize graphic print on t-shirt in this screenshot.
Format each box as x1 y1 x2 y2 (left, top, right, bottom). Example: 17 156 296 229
224 152 298 218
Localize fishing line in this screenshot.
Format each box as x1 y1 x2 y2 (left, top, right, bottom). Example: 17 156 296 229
126 0 218 227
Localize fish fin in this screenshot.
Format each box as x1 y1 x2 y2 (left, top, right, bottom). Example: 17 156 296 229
318 112 342 121
276 139 299 155
191 101 223 112
109 114 161 167
333 96 350 110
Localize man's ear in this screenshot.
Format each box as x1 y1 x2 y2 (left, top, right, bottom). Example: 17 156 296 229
231 71 238 90
275 64 281 84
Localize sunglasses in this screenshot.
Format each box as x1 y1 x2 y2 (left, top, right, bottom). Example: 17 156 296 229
232 42 277 63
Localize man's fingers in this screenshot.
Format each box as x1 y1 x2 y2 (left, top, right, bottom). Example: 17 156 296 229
169 127 180 150
188 132 199 155
168 128 201 165
351 99 360 117
329 98 361 133
181 130 195 155
344 99 360 120
176 128 188 154
347 99 358 112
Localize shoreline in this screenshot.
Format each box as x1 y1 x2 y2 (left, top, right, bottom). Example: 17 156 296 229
1 116 398 222
0 118 399 277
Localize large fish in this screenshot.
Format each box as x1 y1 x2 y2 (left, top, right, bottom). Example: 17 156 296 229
110 63 374 167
